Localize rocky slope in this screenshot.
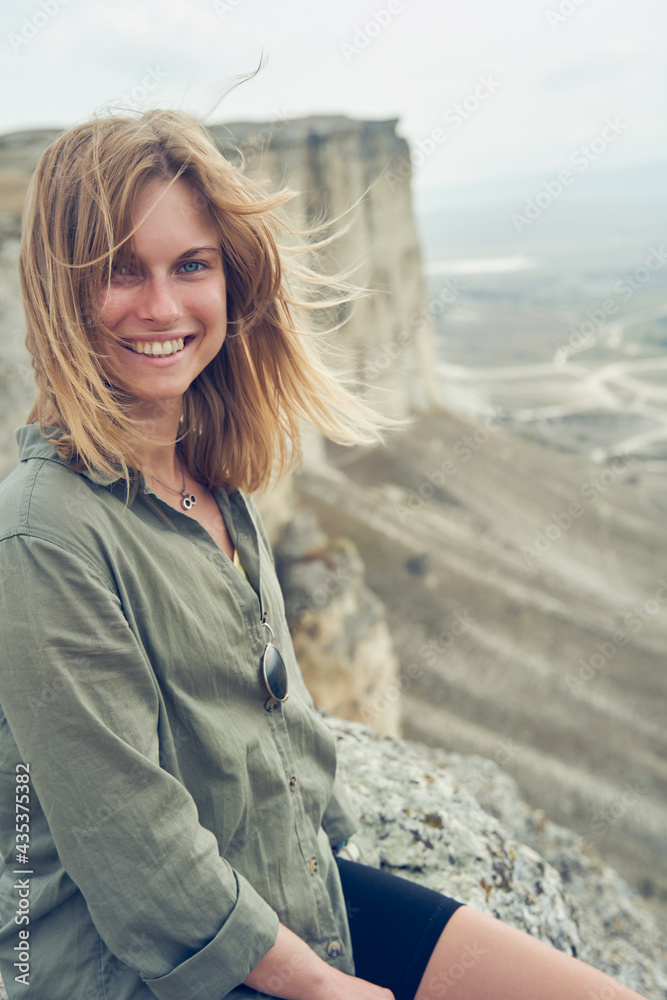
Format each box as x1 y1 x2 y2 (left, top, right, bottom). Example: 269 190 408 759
330 716 667 999
294 409 667 924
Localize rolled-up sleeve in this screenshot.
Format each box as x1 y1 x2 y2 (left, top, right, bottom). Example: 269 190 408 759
0 534 279 998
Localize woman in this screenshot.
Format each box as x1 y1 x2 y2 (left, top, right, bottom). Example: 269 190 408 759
0 110 650 1000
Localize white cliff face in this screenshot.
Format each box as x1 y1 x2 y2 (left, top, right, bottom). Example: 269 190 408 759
210 116 440 421
0 237 29 478
0 129 64 478
328 716 667 1000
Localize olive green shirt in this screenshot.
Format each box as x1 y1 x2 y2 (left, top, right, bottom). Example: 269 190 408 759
0 425 358 999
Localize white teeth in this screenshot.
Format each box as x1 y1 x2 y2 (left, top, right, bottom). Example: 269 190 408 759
127 338 185 355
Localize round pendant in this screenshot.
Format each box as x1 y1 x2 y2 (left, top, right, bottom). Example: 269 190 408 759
181 492 197 511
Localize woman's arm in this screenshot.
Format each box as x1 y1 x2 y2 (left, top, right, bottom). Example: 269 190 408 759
0 533 278 998
245 922 394 1000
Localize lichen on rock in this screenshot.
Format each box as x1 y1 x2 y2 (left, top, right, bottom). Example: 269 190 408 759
327 715 667 999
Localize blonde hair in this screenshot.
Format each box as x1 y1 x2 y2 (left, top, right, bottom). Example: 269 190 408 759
21 109 387 493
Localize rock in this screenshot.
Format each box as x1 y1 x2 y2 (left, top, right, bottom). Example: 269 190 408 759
253 474 294 547
214 116 440 422
0 237 30 479
276 508 401 734
327 716 667 999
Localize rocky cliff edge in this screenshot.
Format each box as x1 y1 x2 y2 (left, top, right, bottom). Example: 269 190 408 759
328 716 667 999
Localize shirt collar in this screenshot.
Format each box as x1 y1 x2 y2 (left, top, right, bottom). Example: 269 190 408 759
14 424 248 508
16 423 133 488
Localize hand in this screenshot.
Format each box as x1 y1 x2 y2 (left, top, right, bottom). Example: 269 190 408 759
244 924 394 999
310 968 395 1000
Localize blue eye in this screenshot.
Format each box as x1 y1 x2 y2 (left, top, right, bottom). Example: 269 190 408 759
181 261 203 273
110 261 138 283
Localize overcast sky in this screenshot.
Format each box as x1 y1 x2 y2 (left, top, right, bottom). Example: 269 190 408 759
1 0 665 193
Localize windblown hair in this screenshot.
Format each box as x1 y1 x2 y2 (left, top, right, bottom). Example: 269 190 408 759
21 109 387 493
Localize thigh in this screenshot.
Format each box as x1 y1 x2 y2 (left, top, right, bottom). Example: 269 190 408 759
335 858 465 1000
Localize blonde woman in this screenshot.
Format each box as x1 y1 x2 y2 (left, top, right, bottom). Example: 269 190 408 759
0 111 649 1000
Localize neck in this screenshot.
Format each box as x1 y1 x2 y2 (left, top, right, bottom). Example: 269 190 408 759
128 397 183 484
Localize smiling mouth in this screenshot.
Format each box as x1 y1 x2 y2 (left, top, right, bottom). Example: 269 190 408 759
123 337 187 356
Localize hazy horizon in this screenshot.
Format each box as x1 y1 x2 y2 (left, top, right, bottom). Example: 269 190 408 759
1 0 665 196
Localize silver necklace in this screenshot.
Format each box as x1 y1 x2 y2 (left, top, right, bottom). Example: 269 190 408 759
146 456 197 511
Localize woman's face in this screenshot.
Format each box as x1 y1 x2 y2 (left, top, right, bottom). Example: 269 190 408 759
97 177 228 406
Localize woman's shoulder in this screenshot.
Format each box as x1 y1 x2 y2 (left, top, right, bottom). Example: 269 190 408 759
0 425 122 565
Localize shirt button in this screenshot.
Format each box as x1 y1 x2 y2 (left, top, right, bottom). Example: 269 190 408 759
289 776 299 791
326 940 342 959
308 857 318 876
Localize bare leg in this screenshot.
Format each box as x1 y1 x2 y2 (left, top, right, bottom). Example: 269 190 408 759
415 905 648 1000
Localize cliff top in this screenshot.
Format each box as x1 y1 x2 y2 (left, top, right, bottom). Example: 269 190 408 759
0 115 403 173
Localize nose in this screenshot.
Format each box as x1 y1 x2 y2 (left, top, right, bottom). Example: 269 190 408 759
135 275 181 328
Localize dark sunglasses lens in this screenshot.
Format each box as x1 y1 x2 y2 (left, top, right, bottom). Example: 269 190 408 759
263 643 288 702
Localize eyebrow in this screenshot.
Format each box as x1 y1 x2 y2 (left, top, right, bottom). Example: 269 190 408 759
179 246 223 260
113 246 223 266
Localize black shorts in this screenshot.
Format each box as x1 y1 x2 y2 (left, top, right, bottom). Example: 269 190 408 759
335 858 465 1000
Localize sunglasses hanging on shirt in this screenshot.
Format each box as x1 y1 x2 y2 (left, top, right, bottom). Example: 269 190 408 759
260 616 289 709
